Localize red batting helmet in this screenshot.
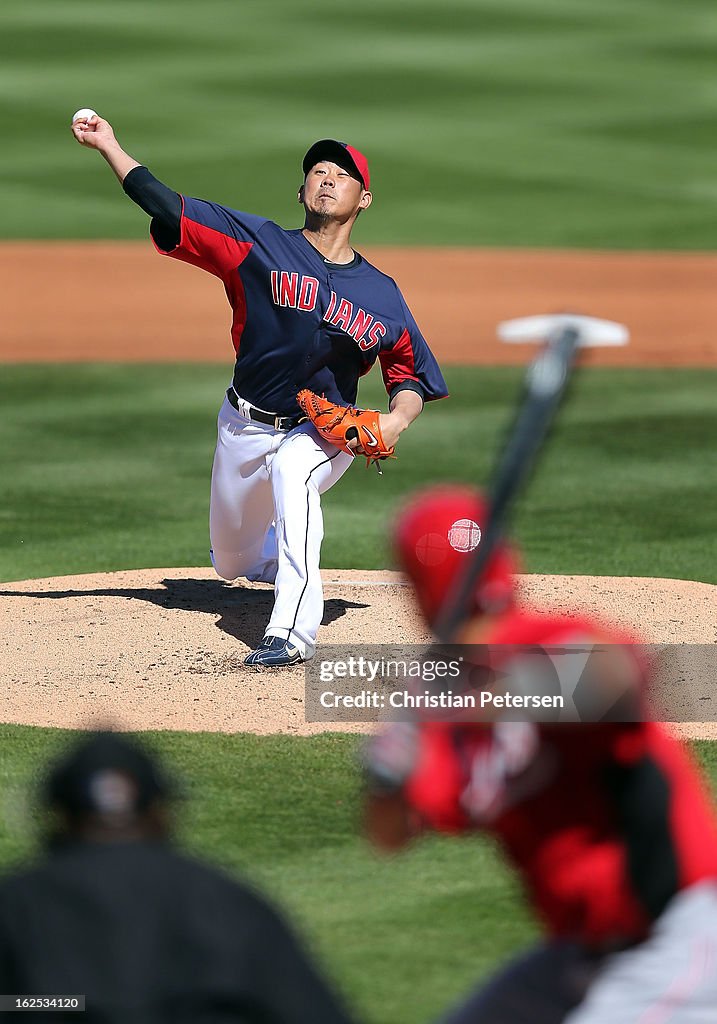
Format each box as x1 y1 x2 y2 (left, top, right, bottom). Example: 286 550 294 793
394 486 519 628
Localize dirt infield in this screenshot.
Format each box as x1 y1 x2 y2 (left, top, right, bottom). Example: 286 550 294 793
1 243 715 365
1 242 714 738
1 568 714 737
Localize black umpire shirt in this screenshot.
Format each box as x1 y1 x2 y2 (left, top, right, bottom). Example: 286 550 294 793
0 839 354 1024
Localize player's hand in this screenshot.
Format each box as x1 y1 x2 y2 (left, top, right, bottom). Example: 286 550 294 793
71 115 117 152
377 410 407 451
345 410 404 452
362 722 419 791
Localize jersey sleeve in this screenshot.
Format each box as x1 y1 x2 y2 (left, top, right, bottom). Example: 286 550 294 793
123 166 182 251
403 723 472 833
379 289 449 402
152 196 268 282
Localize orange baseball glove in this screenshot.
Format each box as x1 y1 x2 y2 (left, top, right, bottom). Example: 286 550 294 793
296 389 396 468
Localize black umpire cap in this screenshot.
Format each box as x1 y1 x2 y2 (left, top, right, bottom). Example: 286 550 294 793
43 731 175 819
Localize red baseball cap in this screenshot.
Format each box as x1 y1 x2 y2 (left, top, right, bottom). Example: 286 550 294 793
302 139 370 190
395 486 519 627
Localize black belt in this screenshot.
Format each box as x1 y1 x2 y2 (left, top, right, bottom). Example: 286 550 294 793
226 387 304 431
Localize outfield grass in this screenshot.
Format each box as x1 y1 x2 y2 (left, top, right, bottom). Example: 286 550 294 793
1 0 717 247
2 726 716 1024
1 364 715 585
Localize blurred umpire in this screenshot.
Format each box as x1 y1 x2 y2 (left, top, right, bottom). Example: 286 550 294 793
0 731 355 1024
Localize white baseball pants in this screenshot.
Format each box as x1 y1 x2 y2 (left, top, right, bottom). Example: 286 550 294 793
565 881 717 1024
440 882 717 1023
209 396 354 658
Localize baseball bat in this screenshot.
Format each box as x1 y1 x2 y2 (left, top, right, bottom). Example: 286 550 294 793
433 314 628 643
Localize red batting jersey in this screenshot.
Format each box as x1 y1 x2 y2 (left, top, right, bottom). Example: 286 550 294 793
403 610 717 946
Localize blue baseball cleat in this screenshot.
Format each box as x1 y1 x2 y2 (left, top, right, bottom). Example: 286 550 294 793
244 635 304 667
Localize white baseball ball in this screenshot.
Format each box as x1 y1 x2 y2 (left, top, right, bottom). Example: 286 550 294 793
71 108 98 124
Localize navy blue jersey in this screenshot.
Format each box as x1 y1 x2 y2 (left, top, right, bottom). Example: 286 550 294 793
152 197 449 416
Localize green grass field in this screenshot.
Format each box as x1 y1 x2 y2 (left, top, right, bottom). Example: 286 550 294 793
0 360 714 1020
2 726 717 1024
1 1 715 1017
1 364 715 585
2 0 717 247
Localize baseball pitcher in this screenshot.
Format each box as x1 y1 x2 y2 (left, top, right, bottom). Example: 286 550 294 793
71 115 448 666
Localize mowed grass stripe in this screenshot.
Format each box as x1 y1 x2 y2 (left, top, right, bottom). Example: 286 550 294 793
1 0 716 246
0 365 715 584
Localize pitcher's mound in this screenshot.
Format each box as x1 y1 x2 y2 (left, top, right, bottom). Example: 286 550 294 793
0 568 714 736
